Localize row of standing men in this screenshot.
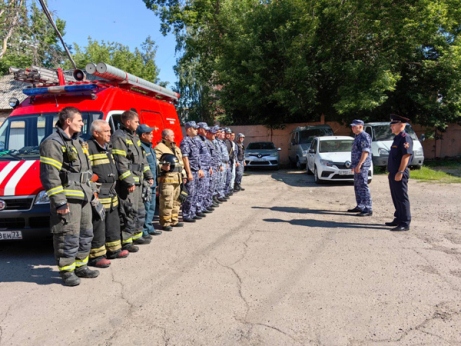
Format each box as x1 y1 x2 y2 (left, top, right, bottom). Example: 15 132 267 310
39 107 246 286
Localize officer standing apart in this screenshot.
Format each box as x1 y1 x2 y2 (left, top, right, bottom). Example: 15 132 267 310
111 110 154 250
223 129 236 196
40 106 99 286
386 114 413 231
234 133 246 192
87 120 129 268
347 119 373 217
180 121 205 222
137 124 162 237
154 128 185 230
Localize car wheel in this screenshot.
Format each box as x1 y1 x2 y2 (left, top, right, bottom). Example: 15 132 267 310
296 157 303 169
306 165 312 175
314 165 322 184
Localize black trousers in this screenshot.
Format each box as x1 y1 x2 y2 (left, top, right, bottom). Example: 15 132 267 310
388 170 411 228
90 204 122 259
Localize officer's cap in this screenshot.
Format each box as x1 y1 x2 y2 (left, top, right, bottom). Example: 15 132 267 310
185 121 199 129
390 114 410 124
208 126 219 134
350 119 364 127
224 128 232 134
237 133 245 138
136 124 154 135
197 122 208 129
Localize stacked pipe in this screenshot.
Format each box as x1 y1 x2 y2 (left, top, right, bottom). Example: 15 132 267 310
10 66 76 84
85 62 179 102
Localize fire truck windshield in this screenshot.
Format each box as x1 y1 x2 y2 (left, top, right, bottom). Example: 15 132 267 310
0 112 101 160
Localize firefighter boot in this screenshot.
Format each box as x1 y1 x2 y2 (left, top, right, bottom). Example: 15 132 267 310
75 266 100 279
60 271 81 287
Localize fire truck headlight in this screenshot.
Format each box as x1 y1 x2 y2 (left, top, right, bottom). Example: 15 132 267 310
35 190 50 204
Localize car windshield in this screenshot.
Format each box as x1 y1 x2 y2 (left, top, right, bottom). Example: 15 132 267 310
299 128 333 144
0 112 101 160
373 124 418 141
247 142 276 150
319 140 353 153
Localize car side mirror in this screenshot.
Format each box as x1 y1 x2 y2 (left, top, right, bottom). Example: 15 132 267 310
309 149 315 153
420 134 426 142
277 147 281 151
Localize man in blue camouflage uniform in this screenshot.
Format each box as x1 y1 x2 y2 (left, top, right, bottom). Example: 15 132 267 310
347 119 373 216
216 128 229 202
180 121 205 222
206 126 221 208
234 133 246 191
229 131 238 194
386 114 414 232
196 122 214 214
137 124 162 237
223 128 235 197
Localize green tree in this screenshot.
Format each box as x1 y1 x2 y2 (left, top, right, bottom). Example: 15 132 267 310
0 1 68 75
144 0 461 128
66 36 160 83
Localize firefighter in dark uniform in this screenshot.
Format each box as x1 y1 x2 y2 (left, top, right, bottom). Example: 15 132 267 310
111 110 154 251
40 107 99 286
386 114 414 231
87 120 130 268
137 124 162 237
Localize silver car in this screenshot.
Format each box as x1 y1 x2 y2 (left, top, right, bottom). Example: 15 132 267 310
245 142 281 170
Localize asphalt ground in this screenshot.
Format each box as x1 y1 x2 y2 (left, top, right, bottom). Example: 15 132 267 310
0 169 460 345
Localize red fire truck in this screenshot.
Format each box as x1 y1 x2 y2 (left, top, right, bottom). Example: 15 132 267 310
0 63 183 240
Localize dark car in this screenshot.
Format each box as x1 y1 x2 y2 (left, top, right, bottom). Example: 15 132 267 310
244 141 281 169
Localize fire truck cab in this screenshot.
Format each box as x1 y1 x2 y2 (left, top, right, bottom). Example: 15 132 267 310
0 63 183 241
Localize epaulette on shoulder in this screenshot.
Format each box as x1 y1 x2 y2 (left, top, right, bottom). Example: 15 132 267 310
401 132 407 137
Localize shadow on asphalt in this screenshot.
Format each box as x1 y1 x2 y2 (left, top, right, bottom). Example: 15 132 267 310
0 239 61 285
253 206 389 230
263 218 389 231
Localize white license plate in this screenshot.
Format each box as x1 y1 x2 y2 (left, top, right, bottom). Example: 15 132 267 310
0 231 23 240
339 170 351 175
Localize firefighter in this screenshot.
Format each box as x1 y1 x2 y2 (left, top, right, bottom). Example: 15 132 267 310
87 120 130 268
111 110 154 251
137 124 162 237
154 128 186 231
40 106 99 286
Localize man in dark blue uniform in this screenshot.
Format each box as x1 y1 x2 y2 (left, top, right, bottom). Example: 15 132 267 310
386 114 414 231
348 119 373 216
137 124 162 237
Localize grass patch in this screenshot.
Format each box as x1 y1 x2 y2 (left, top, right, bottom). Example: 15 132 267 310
410 166 461 183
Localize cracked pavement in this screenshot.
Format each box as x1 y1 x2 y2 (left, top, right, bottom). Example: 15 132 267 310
0 170 460 345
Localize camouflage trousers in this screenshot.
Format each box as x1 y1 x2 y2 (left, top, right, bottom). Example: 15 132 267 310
183 171 200 219
354 168 372 212
197 169 210 213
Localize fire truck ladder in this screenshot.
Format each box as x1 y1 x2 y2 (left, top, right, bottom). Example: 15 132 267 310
86 62 179 102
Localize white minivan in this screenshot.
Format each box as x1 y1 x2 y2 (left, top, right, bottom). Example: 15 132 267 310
363 122 424 168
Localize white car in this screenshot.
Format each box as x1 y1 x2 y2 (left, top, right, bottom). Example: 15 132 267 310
306 136 373 184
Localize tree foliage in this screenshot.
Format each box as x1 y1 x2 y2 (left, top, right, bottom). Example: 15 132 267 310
0 1 67 74
65 36 160 83
143 0 461 128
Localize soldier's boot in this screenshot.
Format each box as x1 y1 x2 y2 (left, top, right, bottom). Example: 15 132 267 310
60 271 81 287
75 266 100 279
233 184 240 192
239 185 245 191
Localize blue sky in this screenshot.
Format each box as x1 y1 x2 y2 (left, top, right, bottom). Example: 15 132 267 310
47 0 178 90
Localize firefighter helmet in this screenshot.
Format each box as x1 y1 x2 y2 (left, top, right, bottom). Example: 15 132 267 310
159 154 179 172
